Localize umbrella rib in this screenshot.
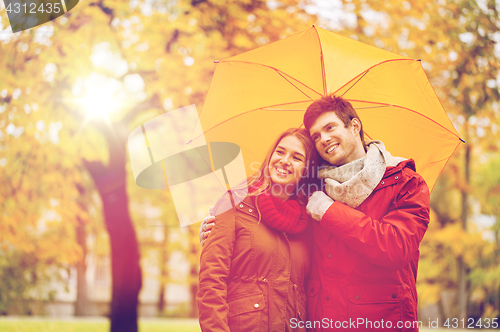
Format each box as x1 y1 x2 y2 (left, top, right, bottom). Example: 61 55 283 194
262 109 306 111
192 100 312 141
276 71 315 101
219 60 323 98
362 141 456 166
428 142 461 192
348 99 461 139
313 26 327 95
428 156 455 164
333 58 419 96
418 61 461 140
340 71 369 97
355 105 392 109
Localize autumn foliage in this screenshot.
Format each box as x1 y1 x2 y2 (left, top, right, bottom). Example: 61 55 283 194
1 0 499 329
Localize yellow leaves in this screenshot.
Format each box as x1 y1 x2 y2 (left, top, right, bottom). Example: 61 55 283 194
483 304 499 321
417 283 441 307
36 233 82 264
3 224 36 253
420 199 499 308
424 221 493 267
232 32 255 49
440 224 468 256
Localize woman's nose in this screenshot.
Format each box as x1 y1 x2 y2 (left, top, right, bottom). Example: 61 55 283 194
281 156 291 165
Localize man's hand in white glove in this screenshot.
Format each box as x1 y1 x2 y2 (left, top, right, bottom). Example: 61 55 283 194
307 191 334 221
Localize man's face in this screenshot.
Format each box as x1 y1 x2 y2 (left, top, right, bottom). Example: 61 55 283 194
309 112 365 166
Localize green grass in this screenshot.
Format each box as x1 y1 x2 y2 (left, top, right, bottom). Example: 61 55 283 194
0 318 495 332
0 317 201 332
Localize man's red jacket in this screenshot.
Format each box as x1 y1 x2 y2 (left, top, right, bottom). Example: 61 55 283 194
307 159 430 332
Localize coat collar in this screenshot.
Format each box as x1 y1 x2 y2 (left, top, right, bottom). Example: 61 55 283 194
384 159 416 178
372 159 416 192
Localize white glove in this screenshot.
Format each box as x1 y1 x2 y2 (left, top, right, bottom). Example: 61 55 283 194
306 191 334 221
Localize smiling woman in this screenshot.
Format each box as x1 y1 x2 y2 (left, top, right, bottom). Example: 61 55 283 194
197 128 318 332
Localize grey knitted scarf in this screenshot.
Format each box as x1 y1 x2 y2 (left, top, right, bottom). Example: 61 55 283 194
318 141 406 208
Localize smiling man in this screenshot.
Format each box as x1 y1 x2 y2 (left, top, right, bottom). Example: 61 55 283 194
303 94 430 332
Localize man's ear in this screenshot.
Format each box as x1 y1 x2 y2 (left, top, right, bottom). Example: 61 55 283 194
350 118 361 136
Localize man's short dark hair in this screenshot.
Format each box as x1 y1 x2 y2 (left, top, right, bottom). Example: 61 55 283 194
303 94 366 150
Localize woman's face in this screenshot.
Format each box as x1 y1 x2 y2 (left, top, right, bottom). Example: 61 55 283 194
268 135 307 191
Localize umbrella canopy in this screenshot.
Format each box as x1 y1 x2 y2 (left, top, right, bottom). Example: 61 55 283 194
197 26 462 191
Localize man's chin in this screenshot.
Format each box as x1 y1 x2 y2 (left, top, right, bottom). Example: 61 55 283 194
322 156 337 166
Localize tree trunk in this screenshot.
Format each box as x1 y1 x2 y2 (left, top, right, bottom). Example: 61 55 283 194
84 123 142 332
456 257 467 319
497 230 500 319
74 215 88 316
157 226 169 315
457 121 470 320
189 226 199 318
158 283 166 315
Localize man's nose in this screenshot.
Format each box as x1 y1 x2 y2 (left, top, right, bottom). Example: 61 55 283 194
320 132 330 145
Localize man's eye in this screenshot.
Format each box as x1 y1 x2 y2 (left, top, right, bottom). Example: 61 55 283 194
327 126 334 131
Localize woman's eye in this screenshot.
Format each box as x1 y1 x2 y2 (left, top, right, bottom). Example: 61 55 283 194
276 150 284 155
327 126 333 131
293 157 303 162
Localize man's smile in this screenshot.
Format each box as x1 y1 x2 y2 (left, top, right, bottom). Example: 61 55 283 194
325 143 339 154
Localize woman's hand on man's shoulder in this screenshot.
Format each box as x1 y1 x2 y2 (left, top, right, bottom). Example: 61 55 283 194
199 206 215 247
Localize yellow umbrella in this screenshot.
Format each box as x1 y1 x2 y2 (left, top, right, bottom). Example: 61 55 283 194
197 26 463 191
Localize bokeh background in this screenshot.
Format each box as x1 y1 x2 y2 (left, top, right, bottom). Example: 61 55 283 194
1 0 499 331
